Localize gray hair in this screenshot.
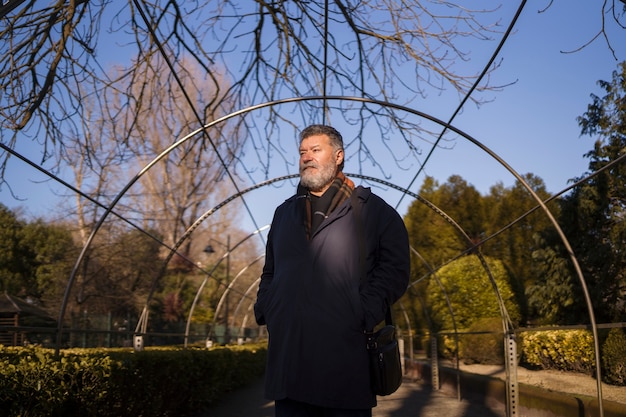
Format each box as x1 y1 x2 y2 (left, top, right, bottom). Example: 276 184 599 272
299 125 344 170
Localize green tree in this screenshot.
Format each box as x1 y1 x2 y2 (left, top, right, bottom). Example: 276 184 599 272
526 231 581 324
437 175 487 245
483 174 554 282
0 204 77 313
0 204 28 295
404 176 484 334
406 175 486 280
557 61 626 323
405 173 556 327
482 174 557 323
530 61 626 325
426 255 520 331
20 219 78 310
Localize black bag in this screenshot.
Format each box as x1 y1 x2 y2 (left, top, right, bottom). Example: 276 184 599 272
367 324 402 396
351 192 403 396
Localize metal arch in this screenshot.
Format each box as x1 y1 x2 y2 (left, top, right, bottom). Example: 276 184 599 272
189 173 513 400
230 274 263 333
356 173 515 332
55 94 602 414
206 254 265 343
135 176 297 339
183 228 269 347
237 300 260 343
236 277 262 342
135 170 497 349
161 168 514 337
52 95 498 339
410 247 461 398
173 175 507 348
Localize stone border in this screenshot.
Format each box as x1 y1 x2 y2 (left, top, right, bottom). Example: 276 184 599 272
407 361 626 417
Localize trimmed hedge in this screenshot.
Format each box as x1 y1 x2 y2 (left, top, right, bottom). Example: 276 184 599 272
602 328 626 385
0 344 267 417
430 326 626 386
460 317 504 365
521 329 595 373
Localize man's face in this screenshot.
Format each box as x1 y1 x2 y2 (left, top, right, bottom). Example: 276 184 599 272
299 134 343 195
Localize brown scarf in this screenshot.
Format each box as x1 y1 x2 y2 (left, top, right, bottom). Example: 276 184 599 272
297 172 355 240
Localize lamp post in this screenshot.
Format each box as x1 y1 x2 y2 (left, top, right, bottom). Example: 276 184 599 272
203 235 231 344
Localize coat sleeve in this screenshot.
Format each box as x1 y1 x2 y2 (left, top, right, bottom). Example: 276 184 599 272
360 197 410 330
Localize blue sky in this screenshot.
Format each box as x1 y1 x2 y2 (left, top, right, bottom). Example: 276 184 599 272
410 2 624 195
1 1 625 235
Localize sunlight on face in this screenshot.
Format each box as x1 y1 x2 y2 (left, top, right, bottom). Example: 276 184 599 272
299 134 343 195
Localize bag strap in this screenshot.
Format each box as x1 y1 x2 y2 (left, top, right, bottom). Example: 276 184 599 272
350 191 393 329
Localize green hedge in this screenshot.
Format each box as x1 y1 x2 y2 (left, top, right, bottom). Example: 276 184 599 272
429 326 626 386
499 328 625 386
601 328 626 386
521 329 595 373
0 344 267 417
460 317 504 365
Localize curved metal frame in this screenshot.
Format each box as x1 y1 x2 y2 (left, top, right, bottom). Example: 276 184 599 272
231 276 262 338
205 254 265 344
411 247 461 397
182 227 269 347
5 1 608 414
54 95 604 415
235 277 262 343
226 255 265 332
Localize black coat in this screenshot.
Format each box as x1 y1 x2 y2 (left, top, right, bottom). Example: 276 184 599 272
254 186 410 409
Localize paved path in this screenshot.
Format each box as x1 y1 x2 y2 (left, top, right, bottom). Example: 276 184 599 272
195 376 505 417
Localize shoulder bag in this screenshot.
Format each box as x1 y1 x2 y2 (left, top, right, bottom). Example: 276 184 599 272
351 192 403 396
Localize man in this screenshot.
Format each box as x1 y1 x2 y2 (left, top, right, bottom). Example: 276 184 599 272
254 124 410 417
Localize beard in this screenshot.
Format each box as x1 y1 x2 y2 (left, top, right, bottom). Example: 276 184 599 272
300 161 337 192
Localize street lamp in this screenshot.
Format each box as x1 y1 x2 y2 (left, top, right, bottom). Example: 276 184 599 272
203 235 231 345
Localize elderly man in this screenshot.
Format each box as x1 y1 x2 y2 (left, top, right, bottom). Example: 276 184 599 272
255 124 410 417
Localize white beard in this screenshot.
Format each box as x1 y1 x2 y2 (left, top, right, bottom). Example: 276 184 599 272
300 161 337 192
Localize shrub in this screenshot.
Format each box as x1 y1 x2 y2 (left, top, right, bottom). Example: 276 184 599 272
427 255 521 332
461 317 504 365
0 344 267 417
0 346 115 416
521 329 595 373
601 328 626 386
438 334 459 360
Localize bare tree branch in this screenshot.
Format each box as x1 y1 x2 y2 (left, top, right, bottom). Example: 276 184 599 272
1 1 624 190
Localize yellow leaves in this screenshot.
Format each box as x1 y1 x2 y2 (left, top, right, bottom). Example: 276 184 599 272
521 329 595 373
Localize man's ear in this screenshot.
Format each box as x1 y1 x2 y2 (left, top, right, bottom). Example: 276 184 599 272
336 149 344 166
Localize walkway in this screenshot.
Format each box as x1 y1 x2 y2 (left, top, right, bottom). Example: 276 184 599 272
195 376 505 417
